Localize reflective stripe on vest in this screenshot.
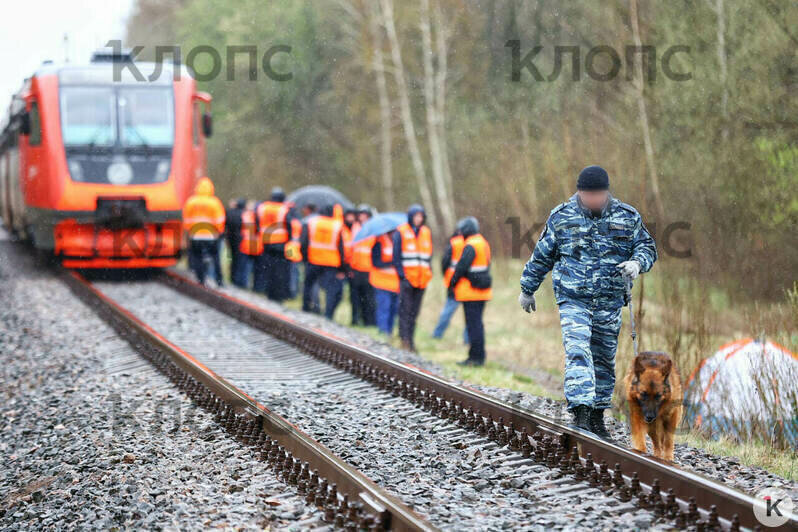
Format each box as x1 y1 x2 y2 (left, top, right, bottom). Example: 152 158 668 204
454 234 492 302
397 223 433 289
257 201 289 244
307 216 343 267
351 235 375 272
443 235 465 287
183 196 225 240
369 234 399 293
239 209 263 255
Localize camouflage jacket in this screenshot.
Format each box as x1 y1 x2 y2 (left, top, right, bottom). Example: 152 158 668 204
520 194 657 307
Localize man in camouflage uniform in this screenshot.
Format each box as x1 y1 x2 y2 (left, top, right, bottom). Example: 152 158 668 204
519 165 657 439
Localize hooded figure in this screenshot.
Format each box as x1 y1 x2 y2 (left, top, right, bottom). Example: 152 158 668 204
182 176 225 286
183 177 225 240
457 216 479 238
449 216 492 366
392 204 433 351
406 204 426 232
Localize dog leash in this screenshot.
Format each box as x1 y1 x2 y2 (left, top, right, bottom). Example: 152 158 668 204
625 277 639 357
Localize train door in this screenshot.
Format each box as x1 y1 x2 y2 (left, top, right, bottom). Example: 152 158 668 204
191 92 212 182
18 98 45 237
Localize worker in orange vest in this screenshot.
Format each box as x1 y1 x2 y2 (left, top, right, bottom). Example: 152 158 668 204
392 204 433 351
432 227 468 343
255 187 293 302
295 204 320 309
238 200 262 289
370 231 400 334
182 177 226 286
448 217 492 366
300 204 346 319
349 204 376 326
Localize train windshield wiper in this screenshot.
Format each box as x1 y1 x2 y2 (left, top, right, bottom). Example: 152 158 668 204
125 126 152 157
84 126 112 153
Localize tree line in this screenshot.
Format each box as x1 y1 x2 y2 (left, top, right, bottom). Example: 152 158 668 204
126 0 798 298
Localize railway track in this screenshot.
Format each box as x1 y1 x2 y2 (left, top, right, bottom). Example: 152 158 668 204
60 268 796 531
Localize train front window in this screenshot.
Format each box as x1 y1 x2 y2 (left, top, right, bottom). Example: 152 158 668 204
118 88 174 147
60 88 116 146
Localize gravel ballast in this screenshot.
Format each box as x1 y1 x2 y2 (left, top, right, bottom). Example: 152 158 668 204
1 236 794 531
199 270 798 506
0 244 327 531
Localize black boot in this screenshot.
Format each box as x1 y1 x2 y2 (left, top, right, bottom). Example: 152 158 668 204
570 405 592 432
589 408 614 441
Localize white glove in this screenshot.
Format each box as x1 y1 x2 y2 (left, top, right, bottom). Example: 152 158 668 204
617 260 641 280
519 292 536 313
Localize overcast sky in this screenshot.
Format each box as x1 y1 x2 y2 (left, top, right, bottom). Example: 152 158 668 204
0 0 134 110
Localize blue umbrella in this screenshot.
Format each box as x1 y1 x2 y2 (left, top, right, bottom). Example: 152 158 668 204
353 212 406 243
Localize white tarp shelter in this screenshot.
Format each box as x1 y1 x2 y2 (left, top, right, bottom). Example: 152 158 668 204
684 338 798 445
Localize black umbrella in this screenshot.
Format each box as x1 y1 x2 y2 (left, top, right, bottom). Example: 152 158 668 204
286 185 353 212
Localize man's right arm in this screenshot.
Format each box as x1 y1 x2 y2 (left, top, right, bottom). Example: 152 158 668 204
520 216 558 295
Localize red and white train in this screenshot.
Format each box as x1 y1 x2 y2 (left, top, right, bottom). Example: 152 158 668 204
0 50 212 268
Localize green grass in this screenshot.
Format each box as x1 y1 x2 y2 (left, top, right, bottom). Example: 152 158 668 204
676 431 798 481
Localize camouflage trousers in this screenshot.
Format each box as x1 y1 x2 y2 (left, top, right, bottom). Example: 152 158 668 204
558 299 623 410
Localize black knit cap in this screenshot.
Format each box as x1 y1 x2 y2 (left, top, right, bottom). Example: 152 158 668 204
577 165 610 191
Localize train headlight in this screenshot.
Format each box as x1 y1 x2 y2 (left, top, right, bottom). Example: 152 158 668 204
107 161 133 185
154 160 170 182
68 161 83 182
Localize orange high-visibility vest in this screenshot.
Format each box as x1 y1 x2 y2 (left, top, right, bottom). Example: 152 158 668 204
182 178 225 240
239 209 263 255
397 222 433 289
454 234 492 302
342 221 360 266
307 215 343 267
256 201 290 244
369 234 399 293
284 217 303 262
351 235 375 273
443 234 465 287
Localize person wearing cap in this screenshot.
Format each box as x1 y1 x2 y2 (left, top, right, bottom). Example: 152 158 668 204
518 165 657 440
448 217 492 366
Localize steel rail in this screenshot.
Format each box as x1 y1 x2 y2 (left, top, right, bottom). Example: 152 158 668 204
162 269 797 532
61 269 436 532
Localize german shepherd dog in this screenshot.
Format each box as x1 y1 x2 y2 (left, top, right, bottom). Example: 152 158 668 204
624 351 683 461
